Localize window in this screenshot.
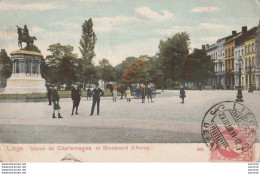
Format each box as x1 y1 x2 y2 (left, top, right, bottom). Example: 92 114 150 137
252 57 255 66
228 48 230 57
245 46 247 55
232 46 234 56
248 44 251 54
252 43 255 52
235 51 237 59
245 58 247 68
242 49 243 57
225 49 227 58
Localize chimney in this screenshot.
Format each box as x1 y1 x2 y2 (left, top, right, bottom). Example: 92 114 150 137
232 30 237 35
242 26 247 35
206 44 209 49
202 45 206 50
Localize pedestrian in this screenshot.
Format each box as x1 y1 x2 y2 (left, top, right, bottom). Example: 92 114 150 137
198 82 202 91
51 85 63 119
126 87 131 102
141 84 146 103
47 87 52 105
71 84 81 116
147 85 153 103
112 87 117 102
180 85 186 104
136 84 140 99
87 87 91 100
90 83 104 116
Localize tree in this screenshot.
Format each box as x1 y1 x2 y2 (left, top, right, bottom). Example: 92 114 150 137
46 43 78 84
115 57 137 82
59 56 77 88
158 32 190 81
40 57 49 81
47 43 77 67
181 49 215 83
79 18 97 89
99 58 115 83
0 49 12 81
85 64 100 84
145 55 164 87
121 59 148 83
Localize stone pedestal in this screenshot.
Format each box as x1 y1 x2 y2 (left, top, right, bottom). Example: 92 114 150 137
3 50 46 94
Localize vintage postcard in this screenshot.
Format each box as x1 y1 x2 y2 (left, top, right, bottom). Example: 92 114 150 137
0 0 259 162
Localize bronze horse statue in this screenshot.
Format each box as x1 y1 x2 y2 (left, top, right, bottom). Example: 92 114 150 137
17 26 37 49
106 84 125 99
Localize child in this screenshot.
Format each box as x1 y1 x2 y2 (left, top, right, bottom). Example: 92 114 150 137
126 87 131 102
52 85 63 118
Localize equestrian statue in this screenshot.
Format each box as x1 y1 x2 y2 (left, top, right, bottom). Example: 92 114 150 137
16 25 37 50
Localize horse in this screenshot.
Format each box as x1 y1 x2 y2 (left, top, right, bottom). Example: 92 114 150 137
17 27 37 49
106 84 125 99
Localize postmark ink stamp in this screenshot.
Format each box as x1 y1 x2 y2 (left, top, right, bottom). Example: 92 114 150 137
201 101 257 161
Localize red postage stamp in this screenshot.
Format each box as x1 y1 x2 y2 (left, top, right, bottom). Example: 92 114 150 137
201 101 257 162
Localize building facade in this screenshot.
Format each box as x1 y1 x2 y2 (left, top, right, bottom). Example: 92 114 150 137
224 33 236 90
202 22 260 90
234 44 244 88
216 38 226 89
205 43 217 89
244 38 256 89
255 21 260 90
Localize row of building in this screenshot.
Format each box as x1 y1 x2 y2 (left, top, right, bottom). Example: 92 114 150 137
203 21 260 90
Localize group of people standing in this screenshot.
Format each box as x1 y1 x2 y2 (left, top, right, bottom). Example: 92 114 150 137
111 83 154 103
47 83 104 118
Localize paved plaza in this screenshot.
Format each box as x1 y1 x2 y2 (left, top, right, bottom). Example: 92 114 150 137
0 90 259 143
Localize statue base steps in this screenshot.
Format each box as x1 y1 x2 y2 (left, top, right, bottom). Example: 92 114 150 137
2 75 46 94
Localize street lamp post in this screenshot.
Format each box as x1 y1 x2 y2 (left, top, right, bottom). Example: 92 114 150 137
236 57 243 102
248 62 253 92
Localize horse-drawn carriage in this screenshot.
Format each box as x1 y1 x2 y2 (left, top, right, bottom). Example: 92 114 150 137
131 84 157 99
106 83 157 99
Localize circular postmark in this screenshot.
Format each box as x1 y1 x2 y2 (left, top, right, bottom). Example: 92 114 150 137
201 101 257 158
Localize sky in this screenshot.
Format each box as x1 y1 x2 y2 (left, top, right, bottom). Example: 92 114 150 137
0 0 259 66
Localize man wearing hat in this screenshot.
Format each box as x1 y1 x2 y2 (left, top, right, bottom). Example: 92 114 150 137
71 84 81 116
90 83 104 116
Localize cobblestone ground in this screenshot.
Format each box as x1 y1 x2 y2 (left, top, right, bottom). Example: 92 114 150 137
0 90 259 143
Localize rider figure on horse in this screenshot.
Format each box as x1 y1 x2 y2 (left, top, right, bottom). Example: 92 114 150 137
22 25 29 38
16 25 37 49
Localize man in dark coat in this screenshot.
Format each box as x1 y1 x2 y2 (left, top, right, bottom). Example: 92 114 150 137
180 85 186 104
51 85 63 118
47 87 52 105
87 87 91 100
141 84 146 103
147 84 153 103
71 84 81 116
90 83 104 116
